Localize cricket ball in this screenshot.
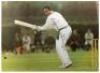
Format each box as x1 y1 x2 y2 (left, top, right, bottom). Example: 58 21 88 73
4 57 7 59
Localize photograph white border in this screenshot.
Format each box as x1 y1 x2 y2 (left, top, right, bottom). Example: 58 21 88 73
0 0 99 73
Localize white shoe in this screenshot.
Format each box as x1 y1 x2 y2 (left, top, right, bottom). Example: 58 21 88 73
59 62 72 69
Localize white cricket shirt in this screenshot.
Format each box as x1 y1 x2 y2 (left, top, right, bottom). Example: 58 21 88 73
39 11 69 31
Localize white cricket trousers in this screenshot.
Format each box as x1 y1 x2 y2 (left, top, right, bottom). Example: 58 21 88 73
56 26 72 66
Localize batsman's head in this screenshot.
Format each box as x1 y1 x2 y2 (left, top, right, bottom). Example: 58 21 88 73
43 6 52 16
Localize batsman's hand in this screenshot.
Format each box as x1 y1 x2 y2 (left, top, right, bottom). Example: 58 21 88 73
31 25 38 30
37 26 42 31
31 25 42 31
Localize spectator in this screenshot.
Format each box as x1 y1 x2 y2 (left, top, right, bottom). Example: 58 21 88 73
22 33 31 53
34 30 43 52
70 29 81 52
84 29 94 51
44 36 55 53
14 31 23 54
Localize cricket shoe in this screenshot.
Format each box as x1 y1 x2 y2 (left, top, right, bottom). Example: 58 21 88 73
59 62 72 69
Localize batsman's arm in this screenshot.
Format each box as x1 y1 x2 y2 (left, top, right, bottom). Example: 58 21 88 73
37 18 54 31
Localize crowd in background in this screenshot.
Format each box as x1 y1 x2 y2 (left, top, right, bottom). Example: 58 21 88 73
69 29 94 52
14 28 95 55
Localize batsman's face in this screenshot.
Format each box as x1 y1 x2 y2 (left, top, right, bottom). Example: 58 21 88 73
43 9 50 16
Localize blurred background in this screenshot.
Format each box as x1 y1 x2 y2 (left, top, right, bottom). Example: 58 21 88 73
2 1 98 52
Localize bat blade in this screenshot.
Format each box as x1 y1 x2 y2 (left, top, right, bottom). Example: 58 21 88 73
14 19 37 29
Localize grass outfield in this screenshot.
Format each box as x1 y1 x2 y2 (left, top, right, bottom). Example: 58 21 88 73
2 50 98 71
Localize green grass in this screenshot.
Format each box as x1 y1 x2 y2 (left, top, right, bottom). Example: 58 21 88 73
2 50 98 71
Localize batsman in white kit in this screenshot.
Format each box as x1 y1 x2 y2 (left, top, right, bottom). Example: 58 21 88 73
15 6 72 68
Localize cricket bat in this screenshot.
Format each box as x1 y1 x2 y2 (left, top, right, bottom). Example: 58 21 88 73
14 19 37 29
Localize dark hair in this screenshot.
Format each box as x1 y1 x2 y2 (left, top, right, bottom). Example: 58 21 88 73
43 6 52 10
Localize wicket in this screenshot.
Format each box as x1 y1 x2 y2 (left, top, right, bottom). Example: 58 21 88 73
91 39 98 69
